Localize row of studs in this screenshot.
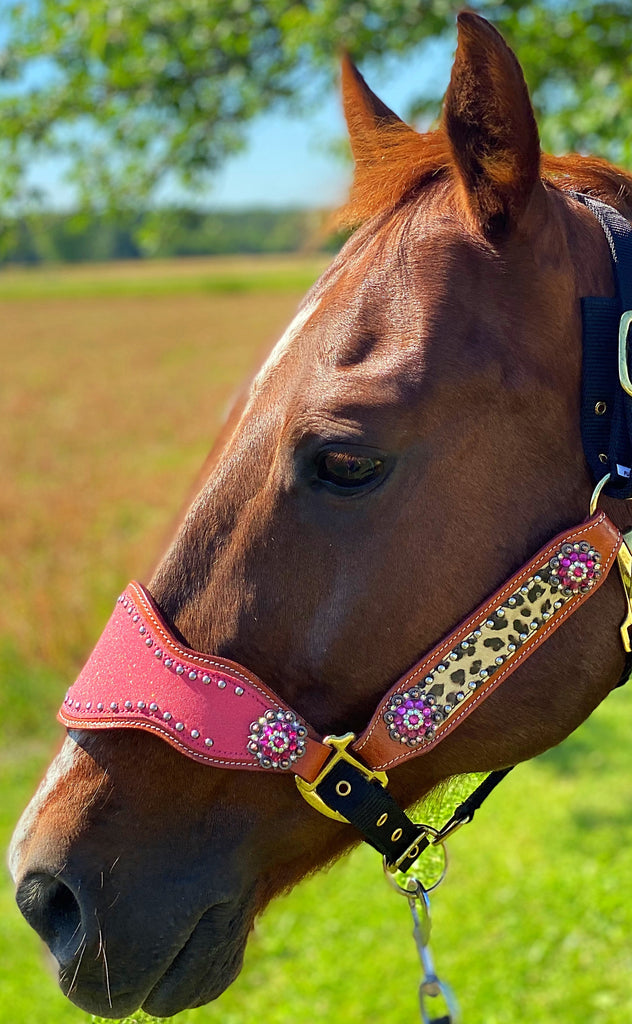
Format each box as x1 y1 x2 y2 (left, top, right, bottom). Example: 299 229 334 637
117 595 248 693
117 592 247 694
63 692 216 747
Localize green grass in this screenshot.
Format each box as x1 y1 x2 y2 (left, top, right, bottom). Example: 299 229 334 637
2 684 632 1024
0 254 329 300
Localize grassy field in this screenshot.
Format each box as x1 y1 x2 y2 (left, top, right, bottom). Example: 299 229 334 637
1 256 631 1024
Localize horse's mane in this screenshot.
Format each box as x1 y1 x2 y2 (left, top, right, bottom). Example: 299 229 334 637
336 122 632 227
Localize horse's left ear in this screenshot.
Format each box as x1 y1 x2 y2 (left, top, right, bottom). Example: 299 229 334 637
444 12 543 237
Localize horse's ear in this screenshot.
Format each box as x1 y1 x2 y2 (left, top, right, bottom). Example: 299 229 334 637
443 12 542 237
341 54 412 161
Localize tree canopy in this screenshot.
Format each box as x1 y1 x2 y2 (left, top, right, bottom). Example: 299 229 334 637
0 0 631 217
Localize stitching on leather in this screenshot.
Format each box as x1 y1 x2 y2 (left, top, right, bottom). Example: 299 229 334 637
128 582 278 704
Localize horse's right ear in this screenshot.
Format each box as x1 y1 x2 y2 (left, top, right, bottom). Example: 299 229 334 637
443 12 543 237
341 54 414 162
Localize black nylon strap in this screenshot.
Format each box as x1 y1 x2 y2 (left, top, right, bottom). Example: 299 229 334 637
315 761 513 871
575 194 632 498
315 759 429 871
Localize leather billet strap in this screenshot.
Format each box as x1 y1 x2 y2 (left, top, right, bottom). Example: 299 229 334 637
59 511 621 869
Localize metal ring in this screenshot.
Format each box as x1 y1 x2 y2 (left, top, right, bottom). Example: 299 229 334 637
590 472 611 515
382 825 448 894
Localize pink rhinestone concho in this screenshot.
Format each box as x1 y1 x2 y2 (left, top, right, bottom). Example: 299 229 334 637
548 540 602 594
248 709 308 769
384 688 445 747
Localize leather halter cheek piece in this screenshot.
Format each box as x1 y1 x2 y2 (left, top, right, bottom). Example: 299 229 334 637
58 194 632 874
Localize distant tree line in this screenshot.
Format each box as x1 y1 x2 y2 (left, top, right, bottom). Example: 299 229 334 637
0 207 336 264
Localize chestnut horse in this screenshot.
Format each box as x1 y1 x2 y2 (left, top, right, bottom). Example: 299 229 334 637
10 13 632 1018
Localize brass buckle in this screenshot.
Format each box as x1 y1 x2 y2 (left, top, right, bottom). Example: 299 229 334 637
590 472 632 652
617 528 632 653
295 732 388 823
619 311 632 397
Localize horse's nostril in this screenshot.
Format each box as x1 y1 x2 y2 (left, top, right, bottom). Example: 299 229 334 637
16 872 82 963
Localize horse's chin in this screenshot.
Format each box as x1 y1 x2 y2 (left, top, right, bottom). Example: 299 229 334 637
141 908 248 1016
60 902 251 1019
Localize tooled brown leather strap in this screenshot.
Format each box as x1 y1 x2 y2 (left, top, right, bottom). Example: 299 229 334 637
351 511 620 772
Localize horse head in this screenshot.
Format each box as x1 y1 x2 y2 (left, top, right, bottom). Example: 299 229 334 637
10 13 632 1018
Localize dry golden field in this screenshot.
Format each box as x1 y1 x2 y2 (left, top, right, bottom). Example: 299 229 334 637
1 258 324 676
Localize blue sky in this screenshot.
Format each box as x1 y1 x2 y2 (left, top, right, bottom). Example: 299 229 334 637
206 39 452 209
26 37 454 211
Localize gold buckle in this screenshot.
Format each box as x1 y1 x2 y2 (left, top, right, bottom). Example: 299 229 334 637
617 528 632 653
295 732 388 823
619 311 632 397
589 472 632 652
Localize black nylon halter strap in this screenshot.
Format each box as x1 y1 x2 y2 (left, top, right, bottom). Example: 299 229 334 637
575 193 632 498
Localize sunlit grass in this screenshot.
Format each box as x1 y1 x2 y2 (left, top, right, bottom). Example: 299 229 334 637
0 254 328 300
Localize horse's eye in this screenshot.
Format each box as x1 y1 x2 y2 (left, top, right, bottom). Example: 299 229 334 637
316 450 386 491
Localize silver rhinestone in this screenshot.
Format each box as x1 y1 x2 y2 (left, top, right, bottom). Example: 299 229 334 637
163 711 172 721
554 600 563 609
188 671 197 681
235 686 244 696
122 598 127 606
497 609 505 617
521 585 529 594
145 637 152 647
191 729 200 739
519 633 528 641
444 703 452 713
175 722 184 731
176 665 185 675
137 700 146 710
165 658 173 667
531 620 538 630
127 606 132 614
534 574 542 582
139 625 146 634
468 681 477 690
218 679 227 689
542 612 550 621
456 691 465 701
74 700 80 709
424 675 433 685
449 652 458 661
150 702 158 711
124 700 132 709
495 656 504 665
480 669 488 679
97 702 103 711
86 701 91 710
110 702 118 711
473 629 482 638
461 641 469 650
486 619 494 628
437 663 446 672
508 597 517 606
205 738 214 747
202 674 211 684
132 614 139 622
155 649 162 659
508 643 516 652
